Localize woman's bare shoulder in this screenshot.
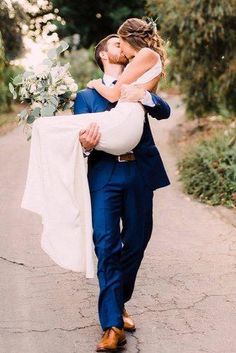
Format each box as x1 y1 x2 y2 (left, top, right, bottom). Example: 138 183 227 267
137 47 160 62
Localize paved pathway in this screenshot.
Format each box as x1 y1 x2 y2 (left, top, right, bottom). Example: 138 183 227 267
0 96 236 353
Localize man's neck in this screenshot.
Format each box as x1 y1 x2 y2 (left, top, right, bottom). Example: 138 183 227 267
103 64 124 79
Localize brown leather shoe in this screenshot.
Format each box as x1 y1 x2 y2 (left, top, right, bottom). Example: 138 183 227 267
123 308 136 332
96 326 126 352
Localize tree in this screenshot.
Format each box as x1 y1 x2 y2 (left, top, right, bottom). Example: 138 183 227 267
46 0 147 47
147 0 236 117
0 33 4 72
0 32 10 113
0 0 28 61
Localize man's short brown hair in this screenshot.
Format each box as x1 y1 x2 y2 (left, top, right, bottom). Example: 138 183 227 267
94 34 119 72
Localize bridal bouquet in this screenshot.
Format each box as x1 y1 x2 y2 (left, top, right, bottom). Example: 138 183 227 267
9 41 78 140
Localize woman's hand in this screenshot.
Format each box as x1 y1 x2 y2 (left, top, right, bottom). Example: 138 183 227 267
119 84 146 102
87 78 102 89
86 78 119 103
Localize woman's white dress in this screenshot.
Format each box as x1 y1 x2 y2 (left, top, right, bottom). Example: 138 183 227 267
21 58 162 278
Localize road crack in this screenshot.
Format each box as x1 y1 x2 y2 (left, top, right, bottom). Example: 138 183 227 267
0 256 32 270
0 324 98 334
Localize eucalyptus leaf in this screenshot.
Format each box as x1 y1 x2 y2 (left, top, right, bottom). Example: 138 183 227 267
32 107 41 117
13 92 17 100
13 74 23 86
42 58 53 68
61 91 72 99
49 96 59 107
19 109 28 119
62 102 71 110
56 41 69 55
9 82 14 93
47 48 57 59
27 115 35 124
41 104 56 117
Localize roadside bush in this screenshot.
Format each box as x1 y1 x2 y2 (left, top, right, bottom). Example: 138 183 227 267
0 32 23 113
0 63 23 114
178 128 236 208
0 32 8 113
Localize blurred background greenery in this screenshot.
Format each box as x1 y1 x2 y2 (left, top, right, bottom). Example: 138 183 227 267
0 0 235 207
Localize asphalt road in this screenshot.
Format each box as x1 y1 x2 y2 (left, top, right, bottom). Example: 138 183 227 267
0 95 236 353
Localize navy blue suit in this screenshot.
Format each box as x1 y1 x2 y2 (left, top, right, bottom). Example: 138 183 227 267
74 87 170 330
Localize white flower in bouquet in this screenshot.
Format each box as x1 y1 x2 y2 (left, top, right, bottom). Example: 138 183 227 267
64 76 75 85
34 65 50 79
69 83 79 93
70 93 77 100
29 83 37 93
9 41 78 141
56 84 68 95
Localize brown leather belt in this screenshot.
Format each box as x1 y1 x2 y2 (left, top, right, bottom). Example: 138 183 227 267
117 152 136 162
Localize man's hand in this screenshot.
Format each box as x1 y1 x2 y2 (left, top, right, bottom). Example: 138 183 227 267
120 84 146 102
79 122 101 152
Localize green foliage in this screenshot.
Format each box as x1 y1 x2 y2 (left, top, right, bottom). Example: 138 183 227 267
60 48 101 90
9 41 77 131
147 0 236 118
0 32 8 114
0 32 22 113
0 0 27 60
0 64 23 114
158 46 177 92
50 0 147 47
178 128 236 208
0 33 4 72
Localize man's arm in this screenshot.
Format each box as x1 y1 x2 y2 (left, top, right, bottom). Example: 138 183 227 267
144 92 171 120
74 91 91 114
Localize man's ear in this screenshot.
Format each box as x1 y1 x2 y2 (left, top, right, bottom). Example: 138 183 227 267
99 50 108 61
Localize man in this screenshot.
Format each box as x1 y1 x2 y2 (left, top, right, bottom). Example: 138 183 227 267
74 34 170 352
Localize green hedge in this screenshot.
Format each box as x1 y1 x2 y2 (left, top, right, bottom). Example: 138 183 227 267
178 128 236 208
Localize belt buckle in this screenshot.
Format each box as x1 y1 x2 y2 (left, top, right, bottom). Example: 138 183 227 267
118 155 128 162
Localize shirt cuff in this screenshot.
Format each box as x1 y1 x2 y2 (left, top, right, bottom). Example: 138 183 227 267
140 91 155 107
82 146 93 157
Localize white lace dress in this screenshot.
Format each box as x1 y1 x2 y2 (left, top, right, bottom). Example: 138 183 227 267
21 57 162 278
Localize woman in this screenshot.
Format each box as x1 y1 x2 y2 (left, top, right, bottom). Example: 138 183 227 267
21 18 167 278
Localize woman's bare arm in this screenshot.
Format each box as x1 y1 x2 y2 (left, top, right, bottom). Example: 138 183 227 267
88 48 160 103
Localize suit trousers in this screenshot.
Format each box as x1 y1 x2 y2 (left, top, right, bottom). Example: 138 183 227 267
90 160 154 330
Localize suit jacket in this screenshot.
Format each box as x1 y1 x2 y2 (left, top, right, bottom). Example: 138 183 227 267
74 88 171 191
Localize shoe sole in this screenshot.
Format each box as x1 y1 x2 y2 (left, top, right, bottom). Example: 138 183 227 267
96 338 127 352
124 326 136 332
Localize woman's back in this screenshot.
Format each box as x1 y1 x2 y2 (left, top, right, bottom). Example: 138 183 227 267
125 52 162 85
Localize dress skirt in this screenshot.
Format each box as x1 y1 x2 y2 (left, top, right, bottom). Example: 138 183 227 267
21 101 145 278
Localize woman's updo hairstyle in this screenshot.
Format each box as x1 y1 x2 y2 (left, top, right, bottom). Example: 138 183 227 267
118 18 167 77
